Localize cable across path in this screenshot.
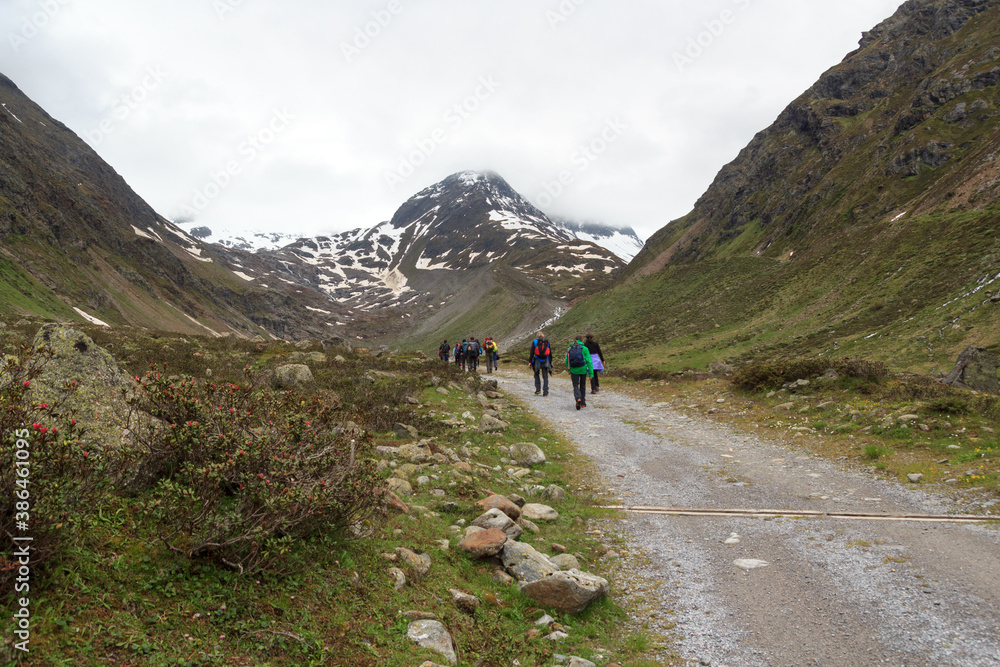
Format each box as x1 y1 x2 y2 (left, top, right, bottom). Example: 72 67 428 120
601 504 999 524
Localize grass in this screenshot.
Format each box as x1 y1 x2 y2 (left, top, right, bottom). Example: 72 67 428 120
0 321 682 666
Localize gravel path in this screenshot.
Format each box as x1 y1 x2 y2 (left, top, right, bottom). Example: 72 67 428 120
496 369 1000 666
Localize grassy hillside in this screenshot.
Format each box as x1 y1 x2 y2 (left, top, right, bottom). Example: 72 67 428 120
550 0 1000 376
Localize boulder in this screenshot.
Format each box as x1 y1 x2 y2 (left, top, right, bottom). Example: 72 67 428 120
458 528 508 558
944 346 999 394
521 503 559 521
274 364 314 388
542 485 567 502
476 494 522 521
511 442 546 465
396 548 432 579
394 423 419 439
386 478 413 497
550 553 581 571
472 508 523 541
501 541 559 583
519 569 609 615
384 490 411 513
449 588 480 613
397 441 433 463
478 414 510 433
407 621 456 665
29 325 133 446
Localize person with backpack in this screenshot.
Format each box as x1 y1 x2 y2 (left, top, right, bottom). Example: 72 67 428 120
439 340 450 363
528 332 552 396
565 335 594 410
584 332 605 393
483 338 498 374
455 340 466 370
467 338 481 372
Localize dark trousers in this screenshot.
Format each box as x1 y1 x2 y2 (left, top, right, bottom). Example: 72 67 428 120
591 371 600 392
533 362 549 394
572 373 587 404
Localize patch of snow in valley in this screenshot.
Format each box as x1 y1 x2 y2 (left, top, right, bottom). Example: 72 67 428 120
73 307 109 327
232 271 255 282
306 306 331 315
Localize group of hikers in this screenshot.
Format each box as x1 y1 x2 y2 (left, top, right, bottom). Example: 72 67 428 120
528 332 604 410
438 337 500 373
437 331 606 410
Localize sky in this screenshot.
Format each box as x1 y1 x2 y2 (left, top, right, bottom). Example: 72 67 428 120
3 0 906 242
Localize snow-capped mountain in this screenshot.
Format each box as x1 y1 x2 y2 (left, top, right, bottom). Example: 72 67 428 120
229 171 627 311
549 217 645 263
178 224 304 253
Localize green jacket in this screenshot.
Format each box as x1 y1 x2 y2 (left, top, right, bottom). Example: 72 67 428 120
565 341 594 376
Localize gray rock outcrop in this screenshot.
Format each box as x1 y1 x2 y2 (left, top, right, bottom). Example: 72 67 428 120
944 346 999 394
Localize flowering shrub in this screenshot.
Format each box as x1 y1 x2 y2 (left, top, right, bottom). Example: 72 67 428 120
127 367 380 574
0 346 105 596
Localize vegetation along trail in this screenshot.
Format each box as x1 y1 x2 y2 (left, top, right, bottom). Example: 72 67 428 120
496 368 1000 666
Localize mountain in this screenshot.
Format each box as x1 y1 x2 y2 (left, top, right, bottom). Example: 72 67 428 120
182 224 304 253
551 0 1000 374
548 216 645 263
0 72 342 339
190 210 644 263
216 171 628 347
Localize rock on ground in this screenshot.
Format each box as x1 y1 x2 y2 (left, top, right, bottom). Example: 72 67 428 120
274 364 314 388
519 569 609 615
407 620 456 665
501 541 559 583
472 508 524 540
521 503 559 521
458 528 508 558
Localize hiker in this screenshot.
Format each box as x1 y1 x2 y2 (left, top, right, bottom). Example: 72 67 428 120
584 332 605 394
439 339 450 363
528 333 552 396
467 337 481 372
455 341 465 369
484 337 498 373
565 334 594 410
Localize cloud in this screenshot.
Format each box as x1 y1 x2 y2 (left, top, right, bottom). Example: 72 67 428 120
3 0 905 240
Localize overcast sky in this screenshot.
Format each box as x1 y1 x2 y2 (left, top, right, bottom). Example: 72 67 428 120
4 0 904 241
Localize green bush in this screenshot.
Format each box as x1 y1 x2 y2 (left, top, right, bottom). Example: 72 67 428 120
928 396 972 415
126 368 380 575
731 357 890 391
0 347 107 597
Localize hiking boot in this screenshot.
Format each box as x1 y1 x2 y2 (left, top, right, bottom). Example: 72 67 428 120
575 400 581 410
535 391 541 395
543 393 548 397
582 402 587 408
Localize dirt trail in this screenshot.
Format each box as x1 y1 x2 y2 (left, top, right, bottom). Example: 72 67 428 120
496 369 1000 667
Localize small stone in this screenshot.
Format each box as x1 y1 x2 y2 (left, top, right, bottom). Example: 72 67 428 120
733 559 769 570
388 567 406 590
907 473 924 483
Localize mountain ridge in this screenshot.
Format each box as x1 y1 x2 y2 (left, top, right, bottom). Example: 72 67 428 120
550 0 1000 375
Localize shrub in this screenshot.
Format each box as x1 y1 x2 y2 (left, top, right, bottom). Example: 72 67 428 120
928 396 972 415
126 368 380 575
0 347 107 597
731 357 890 392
